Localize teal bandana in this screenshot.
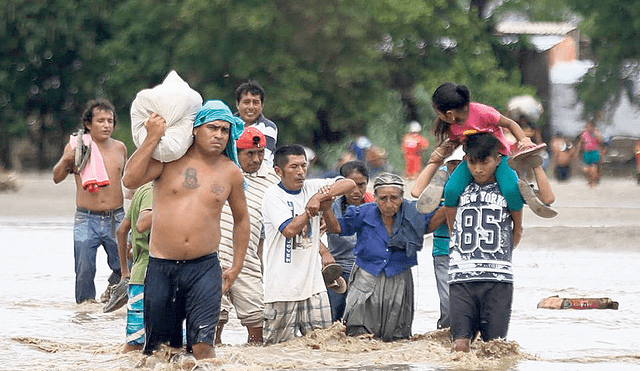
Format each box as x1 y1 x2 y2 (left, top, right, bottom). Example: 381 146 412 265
193 100 245 168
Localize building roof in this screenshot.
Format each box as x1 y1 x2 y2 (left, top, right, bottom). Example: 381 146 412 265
550 60 594 84
496 22 576 36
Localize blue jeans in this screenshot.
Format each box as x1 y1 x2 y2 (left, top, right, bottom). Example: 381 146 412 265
73 207 124 303
433 255 450 329
327 271 350 322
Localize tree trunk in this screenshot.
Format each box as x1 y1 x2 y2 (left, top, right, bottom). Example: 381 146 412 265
315 108 342 144
470 0 488 18
0 128 10 169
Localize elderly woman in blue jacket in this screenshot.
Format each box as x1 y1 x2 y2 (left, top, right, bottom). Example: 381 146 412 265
324 173 438 340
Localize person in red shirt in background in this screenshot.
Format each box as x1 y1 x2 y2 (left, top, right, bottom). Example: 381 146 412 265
401 121 430 180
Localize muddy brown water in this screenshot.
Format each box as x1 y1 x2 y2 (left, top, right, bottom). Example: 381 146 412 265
1 173 639 370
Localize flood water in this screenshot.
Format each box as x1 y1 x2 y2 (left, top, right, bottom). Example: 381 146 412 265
1 175 640 370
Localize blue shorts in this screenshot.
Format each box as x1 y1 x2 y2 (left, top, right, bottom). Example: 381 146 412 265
126 284 145 346
449 281 513 342
583 150 600 165
143 253 222 354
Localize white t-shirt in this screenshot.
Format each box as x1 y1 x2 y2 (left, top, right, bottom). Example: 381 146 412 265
262 178 335 303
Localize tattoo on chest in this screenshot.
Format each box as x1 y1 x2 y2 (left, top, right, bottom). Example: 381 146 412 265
183 168 200 189
210 183 224 195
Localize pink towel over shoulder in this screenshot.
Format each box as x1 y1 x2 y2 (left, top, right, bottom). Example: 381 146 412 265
69 134 110 192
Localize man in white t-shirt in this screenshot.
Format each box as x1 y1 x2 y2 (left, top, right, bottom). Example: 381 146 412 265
262 144 356 345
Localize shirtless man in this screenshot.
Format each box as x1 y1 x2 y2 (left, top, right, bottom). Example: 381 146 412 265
53 99 127 304
123 100 250 360
550 132 577 181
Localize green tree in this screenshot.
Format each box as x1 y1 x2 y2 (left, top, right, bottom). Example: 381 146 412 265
98 0 188 123
410 1 535 122
0 0 115 169
99 0 394 148
317 0 538 170
495 0 640 120
100 0 532 145
1 0 543 172
565 1 640 119
492 0 576 22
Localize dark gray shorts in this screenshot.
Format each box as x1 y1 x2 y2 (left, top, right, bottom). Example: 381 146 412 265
449 281 513 342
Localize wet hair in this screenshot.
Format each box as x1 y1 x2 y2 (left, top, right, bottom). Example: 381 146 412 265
273 144 306 168
432 82 471 142
235 80 265 103
463 132 500 162
373 172 404 197
81 98 116 132
339 160 369 181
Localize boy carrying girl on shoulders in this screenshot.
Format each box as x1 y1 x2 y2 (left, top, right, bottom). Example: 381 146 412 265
448 132 538 352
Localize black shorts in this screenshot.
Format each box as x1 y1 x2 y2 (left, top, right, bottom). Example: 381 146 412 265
449 281 513 342
555 165 571 181
143 253 221 354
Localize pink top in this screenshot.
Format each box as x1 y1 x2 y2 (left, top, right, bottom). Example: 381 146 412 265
581 130 600 151
449 102 511 156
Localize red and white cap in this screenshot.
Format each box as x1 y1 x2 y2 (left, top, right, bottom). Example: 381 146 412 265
236 127 266 150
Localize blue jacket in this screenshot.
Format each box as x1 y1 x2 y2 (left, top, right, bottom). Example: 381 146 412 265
338 200 433 277
326 197 357 274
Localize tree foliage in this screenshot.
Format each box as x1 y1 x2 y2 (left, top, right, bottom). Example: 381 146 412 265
565 1 640 120
1 0 540 171
0 0 114 168
492 0 576 22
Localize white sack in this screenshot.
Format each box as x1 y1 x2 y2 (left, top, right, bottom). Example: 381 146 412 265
506 95 544 124
131 70 203 162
